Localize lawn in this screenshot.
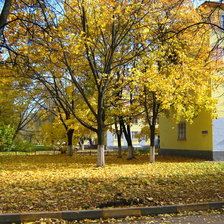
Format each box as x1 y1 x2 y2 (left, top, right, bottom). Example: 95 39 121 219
0 154 224 213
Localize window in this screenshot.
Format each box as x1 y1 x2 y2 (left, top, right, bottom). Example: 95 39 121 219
211 47 224 61
222 15 224 28
132 118 138 124
178 122 186 140
131 131 138 140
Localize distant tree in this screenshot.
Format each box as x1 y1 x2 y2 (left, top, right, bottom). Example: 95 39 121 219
0 65 40 144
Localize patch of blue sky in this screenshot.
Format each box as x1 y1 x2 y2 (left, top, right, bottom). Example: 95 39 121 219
0 0 3 12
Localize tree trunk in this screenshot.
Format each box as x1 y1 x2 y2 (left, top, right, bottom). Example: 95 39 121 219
67 129 74 156
97 144 105 167
89 138 93 146
143 88 160 163
79 139 84 150
97 122 105 166
97 93 105 167
150 145 155 163
117 134 122 158
0 0 12 37
127 124 134 160
97 123 105 166
115 117 122 158
67 144 73 156
150 125 156 163
12 129 19 142
127 145 134 160
127 145 134 159
120 118 134 160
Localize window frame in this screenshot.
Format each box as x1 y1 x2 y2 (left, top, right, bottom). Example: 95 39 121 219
222 15 224 28
177 122 186 140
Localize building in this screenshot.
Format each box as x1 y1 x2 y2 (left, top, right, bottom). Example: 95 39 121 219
106 119 151 149
159 1 224 160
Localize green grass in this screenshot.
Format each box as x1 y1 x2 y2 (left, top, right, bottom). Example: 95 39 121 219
30 145 54 151
9 145 54 152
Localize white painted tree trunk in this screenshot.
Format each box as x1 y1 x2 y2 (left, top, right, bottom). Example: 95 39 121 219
81 144 84 150
150 146 155 163
97 145 105 167
127 145 134 160
67 145 73 156
117 145 122 158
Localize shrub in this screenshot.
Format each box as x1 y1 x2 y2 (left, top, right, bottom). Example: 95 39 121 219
0 123 14 151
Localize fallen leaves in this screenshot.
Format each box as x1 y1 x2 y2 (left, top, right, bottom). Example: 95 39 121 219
0 155 223 214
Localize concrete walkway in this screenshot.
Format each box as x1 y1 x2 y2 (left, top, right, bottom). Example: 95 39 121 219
117 211 224 223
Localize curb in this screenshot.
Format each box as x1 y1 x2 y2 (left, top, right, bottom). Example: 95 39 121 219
0 201 224 223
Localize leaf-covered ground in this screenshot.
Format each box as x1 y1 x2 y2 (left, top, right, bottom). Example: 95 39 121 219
0 154 224 213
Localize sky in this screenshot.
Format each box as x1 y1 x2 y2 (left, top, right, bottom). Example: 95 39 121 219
0 1 223 13
0 1 223 20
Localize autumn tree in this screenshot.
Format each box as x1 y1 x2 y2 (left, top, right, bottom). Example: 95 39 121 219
40 119 66 148
2 0 223 166
132 0 218 162
0 62 41 150
113 116 123 157
6 0 158 166
108 68 142 159
38 88 76 156
59 0 157 166
0 0 53 148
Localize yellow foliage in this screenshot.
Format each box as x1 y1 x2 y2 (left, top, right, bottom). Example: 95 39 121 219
131 0 218 123
40 122 66 146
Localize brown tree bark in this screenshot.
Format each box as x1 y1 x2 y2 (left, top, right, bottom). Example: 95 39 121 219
0 0 12 37
67 129 74 156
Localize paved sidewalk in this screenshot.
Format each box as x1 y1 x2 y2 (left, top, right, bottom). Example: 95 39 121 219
117 211 224 224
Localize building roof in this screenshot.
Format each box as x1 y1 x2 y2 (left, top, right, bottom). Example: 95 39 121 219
201 1 224 9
